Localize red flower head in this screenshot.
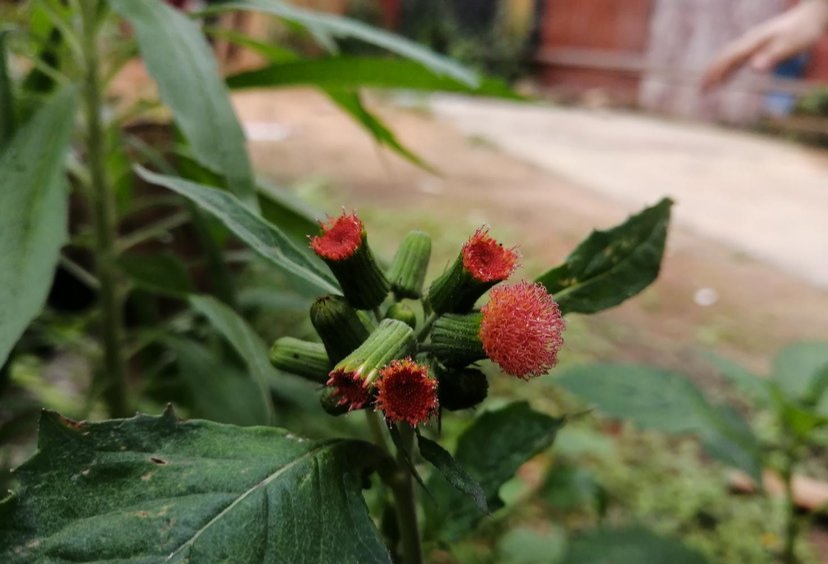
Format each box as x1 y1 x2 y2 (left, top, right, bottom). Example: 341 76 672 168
310 212 364 261
376 359 438 427
479 281 565 379
326 368 371 411
462 228 519 283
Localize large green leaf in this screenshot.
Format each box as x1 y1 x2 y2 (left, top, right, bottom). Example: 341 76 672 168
706 352 772 408
0 86 76 367
227 57 517 98
558 364 763 483
772 342 828 403
0 409 392 564
109 0 257 208
206 0 477 86
562 527 708 564
136 167 338 294
0 29 15 148
425 402 564 541
189 295 316 412
537 198 672 315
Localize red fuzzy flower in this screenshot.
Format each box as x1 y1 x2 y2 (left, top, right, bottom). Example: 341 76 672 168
479 281 565 379
462 228 519 283
310 212 363 261
376 359 438 426
327 368 371 410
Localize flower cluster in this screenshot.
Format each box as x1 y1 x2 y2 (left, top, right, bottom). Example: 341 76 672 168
270 211 565 428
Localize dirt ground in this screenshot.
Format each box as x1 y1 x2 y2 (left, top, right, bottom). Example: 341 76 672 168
235 89 828 377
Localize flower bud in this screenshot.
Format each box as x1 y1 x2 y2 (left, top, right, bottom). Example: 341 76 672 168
310 295 370 364
327 319 415 410
320 387 351 416
386 230 432 299
426 227 518 314
269 337 330 383
384 303 417 329
430 313 486 368
376 358 438 426
431 282 566 379
437 367 488 411
310 212 389 309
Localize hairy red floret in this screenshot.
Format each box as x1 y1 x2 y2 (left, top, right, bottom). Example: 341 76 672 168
376 359 438 426
479 281 565 379
310 212 363 261
461 228 519 283
327 369 371 410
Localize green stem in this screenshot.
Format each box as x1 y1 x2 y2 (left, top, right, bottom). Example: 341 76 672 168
391 424 423 564
781 449 800 564
416 312 437 342
81 0 129 418
365 410 391 453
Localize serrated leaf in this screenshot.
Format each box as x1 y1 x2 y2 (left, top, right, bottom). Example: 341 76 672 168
0 86 76 367
110 0 257 208
425 402 563 540
562 527 708 564
136 167 338 295
226 57 517 98
0 410 393 564
206 0 478 87
537 198 672 315
417 433 488 514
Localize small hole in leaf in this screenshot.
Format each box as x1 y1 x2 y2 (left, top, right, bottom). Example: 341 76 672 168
150 457 168 465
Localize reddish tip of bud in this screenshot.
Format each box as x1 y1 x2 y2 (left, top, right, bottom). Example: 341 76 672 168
327 369 371 410
480 281 565 379
310 212 363 261
461 228 518 283
376 359 438 426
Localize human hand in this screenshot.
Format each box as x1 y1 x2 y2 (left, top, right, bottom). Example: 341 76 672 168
701 0 828 90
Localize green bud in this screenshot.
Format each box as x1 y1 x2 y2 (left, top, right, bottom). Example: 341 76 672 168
269 337 330 383
437 367 488 411
333 318 415 386
384 303 417 329
430 313 485 368
387 230 431 299
310 295 370 364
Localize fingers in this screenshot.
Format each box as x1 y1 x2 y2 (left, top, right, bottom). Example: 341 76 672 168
750 37 797 72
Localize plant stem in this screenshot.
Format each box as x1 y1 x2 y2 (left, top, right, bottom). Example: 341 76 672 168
391 424 423 564
781 449 800 564
81 0 129 418
416 313 437 342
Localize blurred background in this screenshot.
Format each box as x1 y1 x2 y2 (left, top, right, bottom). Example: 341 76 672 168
2 0 828 562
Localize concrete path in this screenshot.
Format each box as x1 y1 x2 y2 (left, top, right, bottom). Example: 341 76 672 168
430 95 828 290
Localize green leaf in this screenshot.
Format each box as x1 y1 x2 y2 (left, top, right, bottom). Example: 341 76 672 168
416 433 488 515
206 0 478 87
0 29 15 148
119 252 194 297
0 409 393 564
167 338 270 425
557 364 710 434
189 295 316 412
537 198 672 315
109 0 257 208
227 57 517 98
136 167 338 294
425 402 564 540
325 89 433 171
772 342 828 403
559 364 763 483
706 352 772 408
256 175 322 242
562 527 708 564
497 526 567 564
0 86 76 367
